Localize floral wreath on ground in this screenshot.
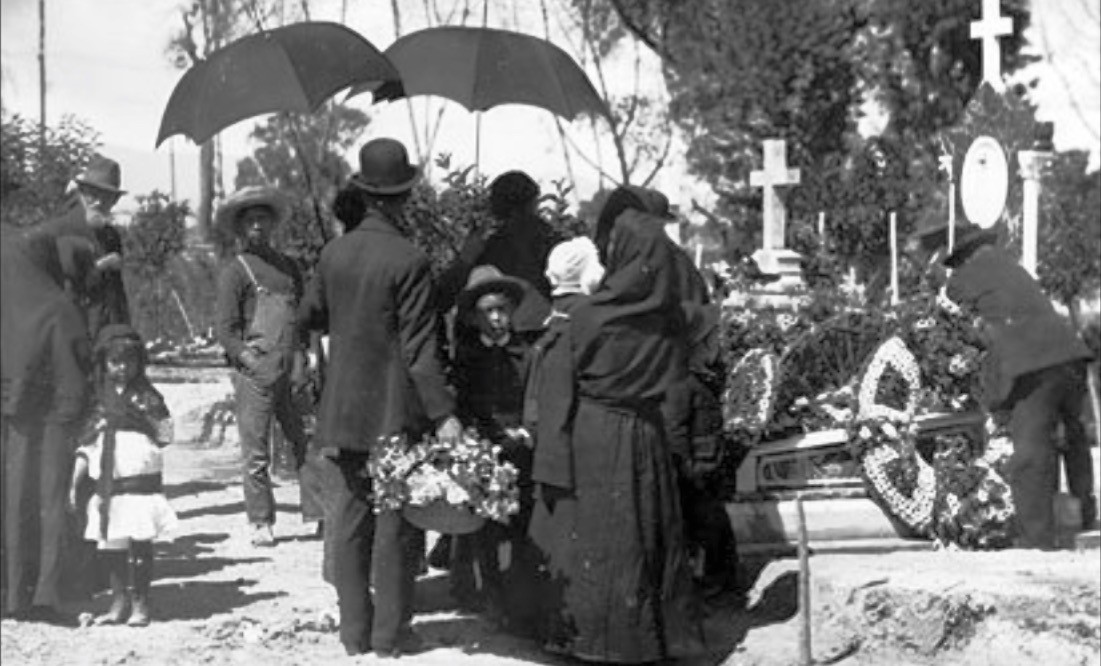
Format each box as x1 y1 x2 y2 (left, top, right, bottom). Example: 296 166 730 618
368 430 521 524
845 336 1016 545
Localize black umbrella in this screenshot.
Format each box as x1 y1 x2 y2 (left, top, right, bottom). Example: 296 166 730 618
347 26 609 122
156 21 400 147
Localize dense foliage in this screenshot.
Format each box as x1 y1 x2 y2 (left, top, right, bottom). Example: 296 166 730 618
1 110 100 227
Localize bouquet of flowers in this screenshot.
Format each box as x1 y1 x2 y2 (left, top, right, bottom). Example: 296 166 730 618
368 430 521 526
929 432 1015 550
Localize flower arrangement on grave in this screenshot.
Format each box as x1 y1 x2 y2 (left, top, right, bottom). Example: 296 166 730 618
722 348 781 445
368 430 521 526
928 431 1015 550
891 291 987 414
848 416 935 534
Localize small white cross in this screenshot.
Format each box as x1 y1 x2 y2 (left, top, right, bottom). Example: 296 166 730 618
750 139 801 252
970 0 1013 86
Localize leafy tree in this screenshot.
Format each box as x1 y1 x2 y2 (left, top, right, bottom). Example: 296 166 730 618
599 0 1035 293
122 191 191 342
1 110 100 227
1036 150 1101 314
232 105 371 269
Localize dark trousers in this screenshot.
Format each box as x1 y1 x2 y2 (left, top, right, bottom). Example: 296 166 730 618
323 452 420 652
232 372 308 525
1007 361 1094 548
3 416 76 612
679 475 739 589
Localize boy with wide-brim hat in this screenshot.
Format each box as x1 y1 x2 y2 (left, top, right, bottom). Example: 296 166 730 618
297 137 461 658
448 265 541 634
912 215 1096 547
213 185 314 549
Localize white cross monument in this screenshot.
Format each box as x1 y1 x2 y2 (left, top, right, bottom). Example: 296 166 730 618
750 139 803 290
970 0 1012 89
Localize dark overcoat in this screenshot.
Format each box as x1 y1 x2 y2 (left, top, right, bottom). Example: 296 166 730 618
946 243 1092 407
298 214 454 452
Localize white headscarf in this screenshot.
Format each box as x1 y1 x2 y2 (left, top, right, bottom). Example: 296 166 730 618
546 236 605 296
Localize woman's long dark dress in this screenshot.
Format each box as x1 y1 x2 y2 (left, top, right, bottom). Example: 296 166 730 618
529 210 704 663
1 226 92 614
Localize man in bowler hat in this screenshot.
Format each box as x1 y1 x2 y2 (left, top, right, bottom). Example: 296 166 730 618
298 138 462 657
914 220 1096 548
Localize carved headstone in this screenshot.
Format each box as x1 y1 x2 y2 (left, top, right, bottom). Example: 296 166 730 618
750 139 803 291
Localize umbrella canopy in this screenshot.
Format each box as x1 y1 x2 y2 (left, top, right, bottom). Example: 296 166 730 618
156 22 399 147
348 26 609 122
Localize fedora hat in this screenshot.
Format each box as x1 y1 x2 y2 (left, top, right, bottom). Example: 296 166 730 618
215 186 291 236
74 155 126 195
348 138 421 195
457 265 527 315
911 216 997 255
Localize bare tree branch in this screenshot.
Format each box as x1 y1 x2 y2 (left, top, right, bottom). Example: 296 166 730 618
638 132 672 187
606 0 667 62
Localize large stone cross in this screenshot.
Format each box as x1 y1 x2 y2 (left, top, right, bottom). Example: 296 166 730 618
750 139 803 289
971 0 1013 86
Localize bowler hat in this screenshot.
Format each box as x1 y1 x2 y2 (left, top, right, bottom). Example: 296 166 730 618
349 138 421 195
457 265 527 315
215 187 291 236
75 155 126 195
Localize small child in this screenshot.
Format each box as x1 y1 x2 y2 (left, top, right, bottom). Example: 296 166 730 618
449 265 537 630
69 324 178 626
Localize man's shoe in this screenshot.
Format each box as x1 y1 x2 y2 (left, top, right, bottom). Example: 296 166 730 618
251 523 276 547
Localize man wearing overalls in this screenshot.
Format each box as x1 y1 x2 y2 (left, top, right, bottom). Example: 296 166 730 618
214 187 312 547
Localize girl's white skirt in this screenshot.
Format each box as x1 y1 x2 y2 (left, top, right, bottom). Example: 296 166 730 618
85 493 178 547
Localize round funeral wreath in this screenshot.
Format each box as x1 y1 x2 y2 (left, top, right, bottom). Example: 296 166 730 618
858 336 922 421
857 422 936 534
722 348 780 441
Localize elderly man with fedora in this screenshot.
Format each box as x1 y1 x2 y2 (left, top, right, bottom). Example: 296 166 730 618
40 154 131 341
298 138 462 658
214 186 313 548
912 219 1096 549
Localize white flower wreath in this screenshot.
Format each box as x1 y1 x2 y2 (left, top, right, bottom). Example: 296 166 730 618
858 336 922 421
722 347 780 435
861 432 936 532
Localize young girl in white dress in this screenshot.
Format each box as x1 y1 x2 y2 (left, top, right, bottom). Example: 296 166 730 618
68 324 178 626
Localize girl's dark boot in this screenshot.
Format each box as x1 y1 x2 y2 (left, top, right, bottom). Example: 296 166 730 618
93 550 130 625
127 542 153 627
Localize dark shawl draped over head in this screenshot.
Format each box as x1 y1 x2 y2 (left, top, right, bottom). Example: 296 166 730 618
571 209 687 406
1 224 91 422
594 185 710 306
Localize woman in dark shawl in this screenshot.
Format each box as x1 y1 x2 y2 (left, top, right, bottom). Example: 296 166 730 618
594 185 711 307
2 224 92 621
536 205 705 663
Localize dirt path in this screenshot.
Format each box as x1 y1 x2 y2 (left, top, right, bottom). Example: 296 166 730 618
2 368 1098 666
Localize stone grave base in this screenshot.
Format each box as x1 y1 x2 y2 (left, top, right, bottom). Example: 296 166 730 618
725 489 928 558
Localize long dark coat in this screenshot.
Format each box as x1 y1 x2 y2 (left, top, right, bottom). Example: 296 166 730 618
297 214 455 452
530 211 704 664
2 226 92 613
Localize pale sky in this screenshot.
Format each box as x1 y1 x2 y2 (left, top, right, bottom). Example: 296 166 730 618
1 0 1098 217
